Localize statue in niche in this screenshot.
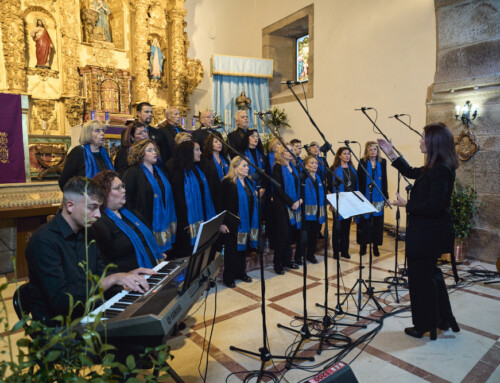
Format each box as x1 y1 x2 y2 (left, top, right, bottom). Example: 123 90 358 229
92 0 112 42
235 91 251 110
30 19 54 68
149 38 164 80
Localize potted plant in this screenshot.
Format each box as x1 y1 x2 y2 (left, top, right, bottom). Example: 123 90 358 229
449 179 481 263
263 107 290 136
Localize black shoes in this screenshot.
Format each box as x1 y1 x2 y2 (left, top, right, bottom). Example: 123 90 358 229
341 253 351 259
239 275 252 283
274 267 284 275
285 262 299 270
439 317 460 332
359 244 367 256
404 327 437 340
224 281 236 288
294 258 303 266
373 245 380 257
307 256 318 264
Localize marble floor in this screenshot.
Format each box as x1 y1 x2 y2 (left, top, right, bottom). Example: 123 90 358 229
1 230 499 382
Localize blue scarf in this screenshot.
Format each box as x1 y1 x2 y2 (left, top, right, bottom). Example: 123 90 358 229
213 154 229 181
305 176 326 224
82 144 114 178
293 157 304 173
245 148 264 176
184 165 216 245
141 164 177 251
105 207 163 268
282 165 301 228
364 161 384 219
331 164 358 221
236 179 259 251
268 152 276 170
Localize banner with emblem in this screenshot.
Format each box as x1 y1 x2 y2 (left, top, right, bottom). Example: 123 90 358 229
0 93 25 183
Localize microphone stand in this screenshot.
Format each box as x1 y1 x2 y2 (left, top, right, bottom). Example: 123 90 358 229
284 85 366 354
341 141 391 316
207 132 308 381
257 113 318 369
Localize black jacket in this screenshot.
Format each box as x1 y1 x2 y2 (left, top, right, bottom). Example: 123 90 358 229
392 157 455 258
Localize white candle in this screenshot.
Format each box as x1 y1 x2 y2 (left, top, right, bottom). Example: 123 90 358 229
254 115 257 126
225 110 228 126
229 110 231 126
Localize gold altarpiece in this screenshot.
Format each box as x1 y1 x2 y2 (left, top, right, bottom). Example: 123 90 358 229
0 0 203 135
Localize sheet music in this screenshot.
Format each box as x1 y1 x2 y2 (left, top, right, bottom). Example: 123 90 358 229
326 191 377 219
192 211 226 253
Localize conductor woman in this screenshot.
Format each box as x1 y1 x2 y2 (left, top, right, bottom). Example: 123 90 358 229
378 122 460 340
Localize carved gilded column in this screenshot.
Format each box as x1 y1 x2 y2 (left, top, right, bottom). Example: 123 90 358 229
0 0 26 93
166 1 188 109
130 0 150 105
59 0 81 97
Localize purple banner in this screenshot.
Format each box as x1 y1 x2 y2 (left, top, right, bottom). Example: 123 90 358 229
0 93 25 183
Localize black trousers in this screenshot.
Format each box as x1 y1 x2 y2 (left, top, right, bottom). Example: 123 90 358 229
356 214 384 245
332 216 352 256
273 220 293 269
222 233 247 283
407 256 454 331
302 220 321 260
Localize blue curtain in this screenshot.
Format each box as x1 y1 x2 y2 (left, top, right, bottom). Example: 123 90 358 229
212 75 270 133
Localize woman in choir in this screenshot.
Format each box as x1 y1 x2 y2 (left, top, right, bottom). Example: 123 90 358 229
272 143 302 274
263 136 283 250
301 155 326 264
114 121 149 175
122 139 176 252
378 123 460 340
92 170 165 272
220 156 259 287
356 141 388 256
243 129 265 179
171 140 218 258
265 136 282 174
201 133 229 212
59 119 114 190
165 132 192 178
306 141 328 182
329 146 358 259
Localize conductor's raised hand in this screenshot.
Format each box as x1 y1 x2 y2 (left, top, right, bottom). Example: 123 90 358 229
377 138 393 155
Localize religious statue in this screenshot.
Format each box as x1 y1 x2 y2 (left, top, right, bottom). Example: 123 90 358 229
92 0 112 42
235 91 251 110
30 19 54 68
149 38 164 80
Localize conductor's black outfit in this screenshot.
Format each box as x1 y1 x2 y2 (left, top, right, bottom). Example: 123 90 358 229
392 157 455 332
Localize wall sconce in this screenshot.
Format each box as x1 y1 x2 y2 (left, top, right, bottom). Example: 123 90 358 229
455 100 478 128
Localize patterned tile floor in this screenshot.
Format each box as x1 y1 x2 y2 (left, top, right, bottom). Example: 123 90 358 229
1 231 499 382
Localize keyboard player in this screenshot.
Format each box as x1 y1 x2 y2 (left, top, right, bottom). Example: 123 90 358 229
25 177 156 326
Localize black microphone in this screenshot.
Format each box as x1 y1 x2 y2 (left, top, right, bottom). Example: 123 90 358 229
303 144 310 151
254 111 273 115
280 80 301 85
388 114 408 118
339 140 359 144
354 107 374 111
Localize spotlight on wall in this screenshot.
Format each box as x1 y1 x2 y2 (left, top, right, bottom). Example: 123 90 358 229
455 100 478 128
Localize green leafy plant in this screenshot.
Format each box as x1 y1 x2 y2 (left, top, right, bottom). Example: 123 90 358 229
263 107 290 134
450 179 481 239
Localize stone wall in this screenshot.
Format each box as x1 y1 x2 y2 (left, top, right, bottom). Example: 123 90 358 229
427 0 500 263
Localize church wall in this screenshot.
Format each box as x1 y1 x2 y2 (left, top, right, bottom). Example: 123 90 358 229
185 0 437 229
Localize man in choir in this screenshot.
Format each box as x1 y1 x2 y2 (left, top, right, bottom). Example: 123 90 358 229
227 110 250 157
25 177 155 325
158 106 186 161
192 110 216 149
290 138 304 170
136 102 169 163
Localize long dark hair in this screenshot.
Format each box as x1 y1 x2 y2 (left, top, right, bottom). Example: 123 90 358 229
92 170 121 209
423 123 459 170
242 129 264 153
173 140 196 170
332 147 353 170
202 131 225 158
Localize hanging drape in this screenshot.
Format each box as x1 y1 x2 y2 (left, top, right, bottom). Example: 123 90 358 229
211 54 273 133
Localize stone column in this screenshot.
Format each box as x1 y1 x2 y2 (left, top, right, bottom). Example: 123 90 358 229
166 0 188 109
0 0 26 93
426 0 500 263
130 0 150 105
